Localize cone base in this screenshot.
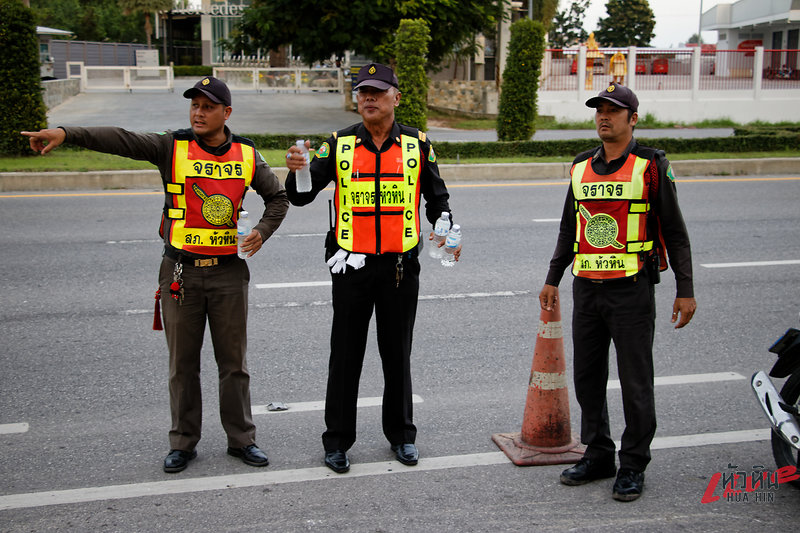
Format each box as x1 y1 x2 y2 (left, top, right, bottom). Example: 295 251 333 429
491 432 586 466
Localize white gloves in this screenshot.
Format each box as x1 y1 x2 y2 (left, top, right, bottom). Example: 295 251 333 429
326 249 348 274
326 248 366 273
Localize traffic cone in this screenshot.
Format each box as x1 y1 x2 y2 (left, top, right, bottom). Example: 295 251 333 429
492 299 585 466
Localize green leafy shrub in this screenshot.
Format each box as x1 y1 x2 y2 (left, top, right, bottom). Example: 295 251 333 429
0 0 48 156
394 19 431 131
496 19 546 141
173 65 214 77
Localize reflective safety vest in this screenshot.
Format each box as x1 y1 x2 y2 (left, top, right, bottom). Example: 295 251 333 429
161 136 255 255
334 134 422 254
571 152 653 279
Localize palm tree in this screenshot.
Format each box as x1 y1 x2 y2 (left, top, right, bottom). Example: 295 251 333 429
119 0 173 48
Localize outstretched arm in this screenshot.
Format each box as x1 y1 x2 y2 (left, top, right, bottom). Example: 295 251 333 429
21 128 66 155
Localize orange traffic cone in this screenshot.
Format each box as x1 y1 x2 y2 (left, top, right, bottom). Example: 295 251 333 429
492 299 585 465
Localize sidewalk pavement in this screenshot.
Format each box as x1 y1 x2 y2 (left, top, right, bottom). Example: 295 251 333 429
2 81 793 192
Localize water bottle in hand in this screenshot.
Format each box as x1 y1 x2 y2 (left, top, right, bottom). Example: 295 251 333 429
441 224 461 267
429 211 450 259
237 210 251 259
295 139 312 192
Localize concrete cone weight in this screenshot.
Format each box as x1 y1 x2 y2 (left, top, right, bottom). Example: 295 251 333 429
492 300 585 466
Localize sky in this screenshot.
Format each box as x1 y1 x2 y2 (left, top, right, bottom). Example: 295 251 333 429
577 0 727 48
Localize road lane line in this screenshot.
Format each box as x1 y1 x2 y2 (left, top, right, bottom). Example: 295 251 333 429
252 394 424 415
608 372 745 390
533 218 561 222
255 281 332 289
701 259 800 268
0 423 29 435
0 429 771 511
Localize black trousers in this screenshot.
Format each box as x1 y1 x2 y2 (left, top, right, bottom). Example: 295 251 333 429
571 270 656 472
322 253 420 452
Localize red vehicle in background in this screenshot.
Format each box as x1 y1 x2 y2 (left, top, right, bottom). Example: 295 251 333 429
652 58 669 75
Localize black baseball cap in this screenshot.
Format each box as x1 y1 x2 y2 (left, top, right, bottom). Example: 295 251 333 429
585 82 638 113
183 76 232 107
353 63 399 91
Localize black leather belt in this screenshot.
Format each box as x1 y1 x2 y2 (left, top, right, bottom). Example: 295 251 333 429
164 247 236 267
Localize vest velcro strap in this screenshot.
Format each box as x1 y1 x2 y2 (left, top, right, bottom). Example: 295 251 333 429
167 208 185 220
166 183 183 195
630 200 649 213
627 240 653 253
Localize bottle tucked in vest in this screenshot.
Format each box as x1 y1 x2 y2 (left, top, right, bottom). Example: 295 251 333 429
160 131 256 256
334 133 422 254
571 151 655 280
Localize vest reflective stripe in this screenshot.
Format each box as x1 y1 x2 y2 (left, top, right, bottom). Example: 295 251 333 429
334 134 422 254
165 139 255 255
571 152 651 279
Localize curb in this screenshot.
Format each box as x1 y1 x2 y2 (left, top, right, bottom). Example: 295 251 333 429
1 158 797 192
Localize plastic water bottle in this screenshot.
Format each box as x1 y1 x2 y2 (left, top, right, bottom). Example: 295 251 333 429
441 224 461 267
295 139 312 192
237 210 251 259
429 211 450 259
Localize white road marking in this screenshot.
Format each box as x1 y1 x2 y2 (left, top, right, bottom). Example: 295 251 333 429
255 281 332 289
252 394 424 415
249 290 530 309
608 372 745 390
701 259 800 268
533 218 561 222
0 423 29 435
0 429 771 511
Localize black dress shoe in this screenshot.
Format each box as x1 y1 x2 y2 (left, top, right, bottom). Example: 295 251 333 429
324 450 350 473
612 469 645 501
163 449 197 473
391 443 419 466
559 457 616 486
227 444 269 467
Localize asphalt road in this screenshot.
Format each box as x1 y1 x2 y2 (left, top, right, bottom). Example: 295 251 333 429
1 176 799 531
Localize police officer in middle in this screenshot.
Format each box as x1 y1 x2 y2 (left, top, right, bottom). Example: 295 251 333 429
285 62 460 473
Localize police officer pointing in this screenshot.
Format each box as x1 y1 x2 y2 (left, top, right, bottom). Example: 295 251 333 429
285 63 460 473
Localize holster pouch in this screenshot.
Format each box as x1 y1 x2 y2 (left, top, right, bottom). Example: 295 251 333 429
324 229 338 262
646 253 661 285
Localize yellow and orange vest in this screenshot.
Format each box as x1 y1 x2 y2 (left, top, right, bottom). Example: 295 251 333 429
160 133 256 255
571 151 655 279
334 134 422 254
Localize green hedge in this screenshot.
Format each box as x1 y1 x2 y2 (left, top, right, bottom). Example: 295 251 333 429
430 134 800 159
394 19 431 131
733 125 800 136
173 65 214 77
245 133 330 149
0 0 47 156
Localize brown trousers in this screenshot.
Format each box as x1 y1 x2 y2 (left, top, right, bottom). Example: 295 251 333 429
159 255 256 451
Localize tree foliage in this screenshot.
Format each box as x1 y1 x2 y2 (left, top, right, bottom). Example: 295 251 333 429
118 0 173 48
31 0 148 43
548 0 590 48
595 0 655 47
496 19 545 142
393 19 430 131
530 0 559 31
235 0 504 67
0 0 47 156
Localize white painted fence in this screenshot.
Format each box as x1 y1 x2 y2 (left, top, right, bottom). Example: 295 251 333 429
212 67 344 93
66 62 174 92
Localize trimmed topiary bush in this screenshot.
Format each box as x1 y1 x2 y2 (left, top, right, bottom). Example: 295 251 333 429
496 19 546 142
393 19 431 131
0 0 48 156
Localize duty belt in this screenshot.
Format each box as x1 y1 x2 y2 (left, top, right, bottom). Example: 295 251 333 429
164 247 237 267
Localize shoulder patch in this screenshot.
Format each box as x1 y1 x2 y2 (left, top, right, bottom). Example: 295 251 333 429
666 164 676 182
428 145 437 163
418 131 426 142
317 141 330 159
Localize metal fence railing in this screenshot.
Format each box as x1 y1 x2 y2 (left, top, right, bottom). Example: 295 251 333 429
66 62 174 92
542 47 800 93
212 67 344 93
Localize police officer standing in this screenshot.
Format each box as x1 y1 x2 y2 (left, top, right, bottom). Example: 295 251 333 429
539 83 696 501
285 63 460 473
22 77 289 474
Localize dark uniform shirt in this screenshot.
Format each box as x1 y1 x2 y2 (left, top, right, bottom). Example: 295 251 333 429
545 139 694 298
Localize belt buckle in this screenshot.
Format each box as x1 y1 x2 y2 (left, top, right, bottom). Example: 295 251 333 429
194 258 218 267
